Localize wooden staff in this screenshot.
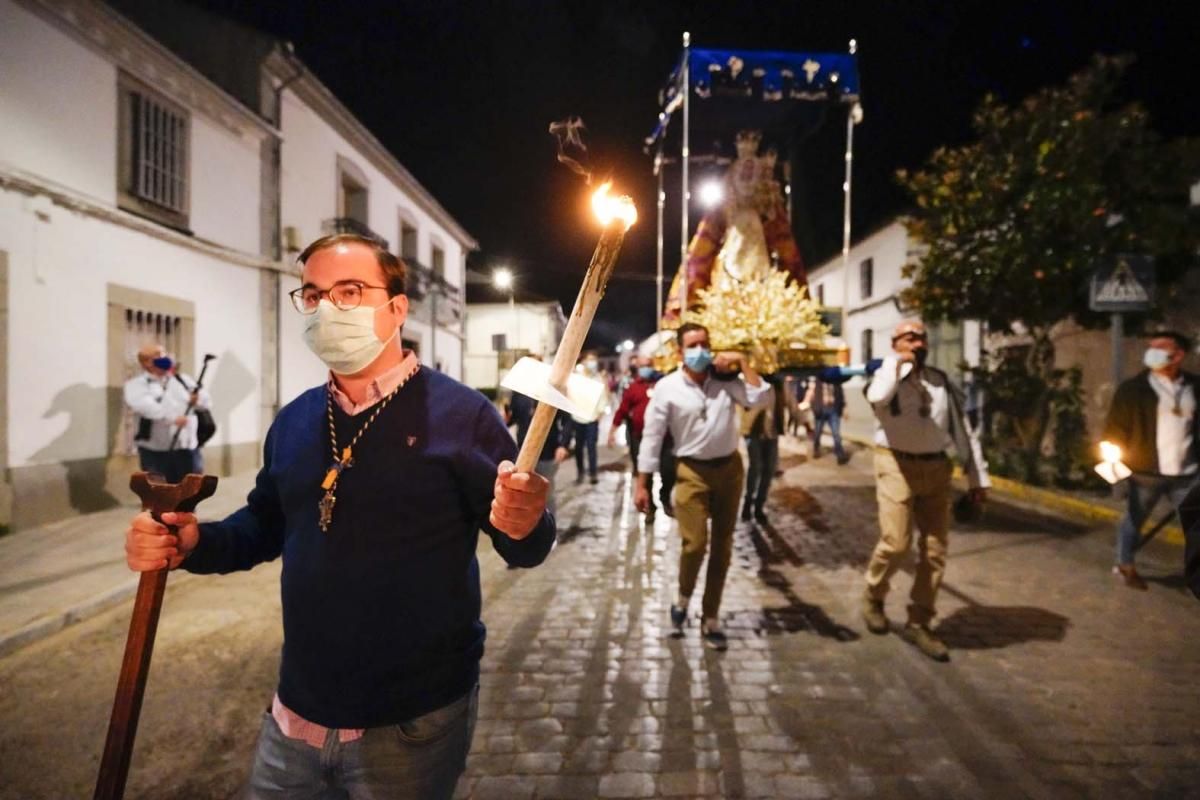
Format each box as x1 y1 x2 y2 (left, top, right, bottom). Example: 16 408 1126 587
94 472 217 800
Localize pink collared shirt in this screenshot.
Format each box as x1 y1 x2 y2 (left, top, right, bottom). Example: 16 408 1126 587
272 349 421 747
326 349 421 416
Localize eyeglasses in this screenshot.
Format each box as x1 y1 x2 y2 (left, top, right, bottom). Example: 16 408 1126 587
289 280 390 314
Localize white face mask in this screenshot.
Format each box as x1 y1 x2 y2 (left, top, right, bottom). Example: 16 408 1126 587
303 299 397 375
1143 348 1171 370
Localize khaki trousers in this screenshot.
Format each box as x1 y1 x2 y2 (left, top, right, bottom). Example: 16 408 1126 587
675 454 745 619
864 449 952 625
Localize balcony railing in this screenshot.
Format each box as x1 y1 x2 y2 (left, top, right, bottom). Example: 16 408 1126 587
320 217 390 251
405 258 463 326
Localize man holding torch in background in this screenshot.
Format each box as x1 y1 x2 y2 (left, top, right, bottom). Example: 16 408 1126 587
1103 330 1199 590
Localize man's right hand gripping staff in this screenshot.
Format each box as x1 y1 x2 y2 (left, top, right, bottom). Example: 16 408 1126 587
126 511 199 572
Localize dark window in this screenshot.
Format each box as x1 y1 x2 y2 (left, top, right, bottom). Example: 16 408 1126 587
859 258 873 300
432 245 445 278
861 328 873 362
492 333 507 352
816 283 825 306
339 171 368 225
400 218 418 260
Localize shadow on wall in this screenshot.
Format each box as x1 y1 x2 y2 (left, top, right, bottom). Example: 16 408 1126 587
205 350 258 475
30 383 122 515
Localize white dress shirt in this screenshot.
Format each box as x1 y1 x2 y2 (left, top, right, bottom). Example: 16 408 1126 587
638 369 769 474
866 356 990 488
123 370 212 451
1148 372 1197 476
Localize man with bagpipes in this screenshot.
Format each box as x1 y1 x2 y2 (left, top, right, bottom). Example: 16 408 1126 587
122 344 215 483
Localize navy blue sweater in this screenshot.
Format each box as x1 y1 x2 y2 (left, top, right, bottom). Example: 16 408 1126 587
184 368 556 728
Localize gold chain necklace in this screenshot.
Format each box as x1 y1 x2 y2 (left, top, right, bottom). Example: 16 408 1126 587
318 367 419 532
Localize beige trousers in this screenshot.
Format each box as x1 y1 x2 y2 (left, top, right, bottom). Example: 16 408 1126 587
864 449 952 625
675 454 745 619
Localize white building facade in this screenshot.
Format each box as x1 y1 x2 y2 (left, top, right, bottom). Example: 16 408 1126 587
806 220 982 435
0 0 474 530
463 298 566 390
268 46 475 396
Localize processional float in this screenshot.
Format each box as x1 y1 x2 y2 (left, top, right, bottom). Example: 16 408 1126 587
644 35 866 379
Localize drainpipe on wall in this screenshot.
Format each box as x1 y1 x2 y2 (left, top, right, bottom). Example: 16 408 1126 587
270 44 306 416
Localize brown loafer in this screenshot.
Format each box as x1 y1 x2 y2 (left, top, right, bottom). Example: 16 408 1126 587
1113 564 1148 591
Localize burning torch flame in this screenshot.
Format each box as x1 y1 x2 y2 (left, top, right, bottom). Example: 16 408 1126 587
1095 440 1131 485
591 182 638 230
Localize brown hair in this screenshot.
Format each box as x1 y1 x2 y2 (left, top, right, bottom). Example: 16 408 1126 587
1147 329 1192 352
298 233 407 296
676 322 709 346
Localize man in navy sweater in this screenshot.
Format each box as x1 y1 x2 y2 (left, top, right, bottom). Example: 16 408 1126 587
124 234 555 798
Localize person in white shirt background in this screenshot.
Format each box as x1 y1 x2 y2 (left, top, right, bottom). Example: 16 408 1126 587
861 320 989 662
635 322 769 650
1102 330 1199 590
122 343 212 483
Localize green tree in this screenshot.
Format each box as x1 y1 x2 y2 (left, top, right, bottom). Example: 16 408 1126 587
897 54 1199 483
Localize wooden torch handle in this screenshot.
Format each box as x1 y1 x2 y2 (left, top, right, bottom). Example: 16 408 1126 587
513 221 626 475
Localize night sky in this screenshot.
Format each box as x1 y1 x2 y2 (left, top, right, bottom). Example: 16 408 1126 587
180 0 1198 349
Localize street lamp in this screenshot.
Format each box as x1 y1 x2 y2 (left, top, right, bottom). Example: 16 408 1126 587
492 267 517 350
620 339 635 352
699 180 724 208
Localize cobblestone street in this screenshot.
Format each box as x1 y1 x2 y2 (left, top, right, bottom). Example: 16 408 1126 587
466 440 1200 799
1 439 1197 799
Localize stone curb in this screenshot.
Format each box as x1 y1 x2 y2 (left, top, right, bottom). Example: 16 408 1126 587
838 432 1185 547
0 571 195 659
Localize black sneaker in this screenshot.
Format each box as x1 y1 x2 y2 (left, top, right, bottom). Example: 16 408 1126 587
589 474 599 485
669 604 687 636
700 621 728 651
740 502 752 521
753 507 769 525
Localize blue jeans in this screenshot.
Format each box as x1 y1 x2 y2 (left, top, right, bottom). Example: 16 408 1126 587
137 447 202 483
812 410 846 460
538 459 560 516
1116 475 1196 565
743 437 779 511
245 688 478 799
574 421 598 479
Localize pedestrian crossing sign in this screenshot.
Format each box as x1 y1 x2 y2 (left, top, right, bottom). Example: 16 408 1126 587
1089 254 1154 312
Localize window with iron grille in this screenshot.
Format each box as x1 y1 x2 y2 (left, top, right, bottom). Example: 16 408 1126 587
118 308 185 455
118 75 190 229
